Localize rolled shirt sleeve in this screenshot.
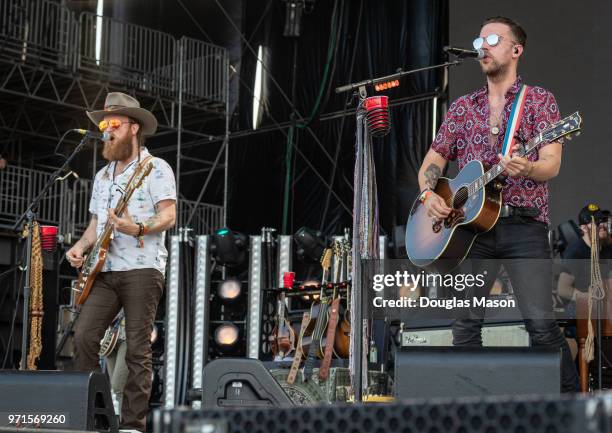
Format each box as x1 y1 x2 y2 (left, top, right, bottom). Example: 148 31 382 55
148 158 177 205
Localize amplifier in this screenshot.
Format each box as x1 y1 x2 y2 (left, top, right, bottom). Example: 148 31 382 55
394 346 560 399
400 323 529 347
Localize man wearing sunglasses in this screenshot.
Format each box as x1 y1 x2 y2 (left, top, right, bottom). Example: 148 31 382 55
416 17 578 392
66 92 176 431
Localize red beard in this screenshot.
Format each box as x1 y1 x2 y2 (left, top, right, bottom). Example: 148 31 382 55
102 134 133 161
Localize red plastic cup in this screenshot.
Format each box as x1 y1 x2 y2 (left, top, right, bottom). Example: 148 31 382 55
283 272 295 289
40 225 58 252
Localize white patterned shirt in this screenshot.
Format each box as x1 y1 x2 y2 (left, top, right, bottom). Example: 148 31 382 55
88 148 176 274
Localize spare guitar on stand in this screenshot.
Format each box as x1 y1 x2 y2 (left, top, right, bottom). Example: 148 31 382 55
300 248 333 382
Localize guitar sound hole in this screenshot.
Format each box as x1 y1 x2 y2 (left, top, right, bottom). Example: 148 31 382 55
452 187 469 208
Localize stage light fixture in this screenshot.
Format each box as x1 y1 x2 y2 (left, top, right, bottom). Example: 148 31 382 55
214 323 239 347
294 227 326 262
374 79 400 92
217 279 242 301
211 227 247 266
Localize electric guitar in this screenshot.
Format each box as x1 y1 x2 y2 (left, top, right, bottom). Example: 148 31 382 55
405 112 583 272
74 157 154 306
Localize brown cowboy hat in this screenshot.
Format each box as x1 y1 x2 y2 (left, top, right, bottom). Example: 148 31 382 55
86 92 158 135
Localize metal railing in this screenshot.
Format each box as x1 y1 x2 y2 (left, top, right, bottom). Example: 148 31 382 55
179 36 228 106
0 0 228 106
0 0 75 68
78 12 177 97
0 165 68 228
0 165 223 237
177 199 224 235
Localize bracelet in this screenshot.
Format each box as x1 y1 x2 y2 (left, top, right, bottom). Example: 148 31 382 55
419 189 433 203
526 161 534 177
136 222 145 237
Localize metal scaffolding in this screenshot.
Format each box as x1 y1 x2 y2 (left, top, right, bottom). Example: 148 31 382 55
0 0 229 234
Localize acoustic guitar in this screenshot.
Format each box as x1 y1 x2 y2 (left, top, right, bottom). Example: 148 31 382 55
334 239 352 359
300 248 333 381
405 112 582 272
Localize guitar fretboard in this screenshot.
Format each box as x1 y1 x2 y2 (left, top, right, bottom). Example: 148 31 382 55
467 133 543 197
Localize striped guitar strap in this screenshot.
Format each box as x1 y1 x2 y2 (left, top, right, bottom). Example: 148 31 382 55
501 84 529 157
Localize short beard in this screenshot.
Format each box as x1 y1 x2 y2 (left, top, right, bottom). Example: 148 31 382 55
102 134 133 162
482 60 509 81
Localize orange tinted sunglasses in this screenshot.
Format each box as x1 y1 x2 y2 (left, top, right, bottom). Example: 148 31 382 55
98 119 133 131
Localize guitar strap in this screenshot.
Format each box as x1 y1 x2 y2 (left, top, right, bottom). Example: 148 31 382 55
501 84 529 157
287 311 311 385
319 296 341 381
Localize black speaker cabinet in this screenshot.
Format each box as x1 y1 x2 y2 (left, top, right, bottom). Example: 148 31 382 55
394 346 561 399
0 371 117 433
202 358 293 408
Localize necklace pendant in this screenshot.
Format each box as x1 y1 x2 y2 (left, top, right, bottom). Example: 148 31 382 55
491 126 500 135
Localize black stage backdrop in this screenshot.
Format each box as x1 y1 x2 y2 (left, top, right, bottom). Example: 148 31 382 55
229 0 448 238
449 1 612 227
68 0 448 240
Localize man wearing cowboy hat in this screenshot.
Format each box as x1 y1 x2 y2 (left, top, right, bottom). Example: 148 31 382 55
66 92 176 431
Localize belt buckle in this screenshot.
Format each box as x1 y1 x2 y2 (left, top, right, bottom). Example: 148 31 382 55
500 205 511 218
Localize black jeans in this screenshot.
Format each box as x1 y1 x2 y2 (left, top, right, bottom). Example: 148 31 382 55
451 216 579 392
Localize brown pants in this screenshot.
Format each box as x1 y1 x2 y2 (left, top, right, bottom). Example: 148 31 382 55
73 268 164 432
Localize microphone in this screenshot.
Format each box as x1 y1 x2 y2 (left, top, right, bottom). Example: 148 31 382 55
73 129 111 141
444 46 485 60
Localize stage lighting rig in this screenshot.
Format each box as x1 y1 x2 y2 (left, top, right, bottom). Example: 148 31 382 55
217 278 242 302
213 323 243 356
211 228 247 266
294 227 326 262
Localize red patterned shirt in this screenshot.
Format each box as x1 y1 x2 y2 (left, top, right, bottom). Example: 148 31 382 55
431 76 561 225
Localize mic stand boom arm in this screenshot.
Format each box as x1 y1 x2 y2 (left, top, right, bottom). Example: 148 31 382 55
334 60 463 96
13 134 90 370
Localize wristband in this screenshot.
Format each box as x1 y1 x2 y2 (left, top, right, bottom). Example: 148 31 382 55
419 189 433 203
137 222 145 237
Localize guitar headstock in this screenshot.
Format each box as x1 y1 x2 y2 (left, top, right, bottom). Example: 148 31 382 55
320 248 332 271
332 239 342 258
542 111 582 143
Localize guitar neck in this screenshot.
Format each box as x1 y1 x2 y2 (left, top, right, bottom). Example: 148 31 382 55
278 293 287 323
306 301 329 355
90 164 146 253
468 134 541 196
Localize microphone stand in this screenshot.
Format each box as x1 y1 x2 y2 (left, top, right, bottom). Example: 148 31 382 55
335 58 464 402
13 134 90 370
335 60 463 96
